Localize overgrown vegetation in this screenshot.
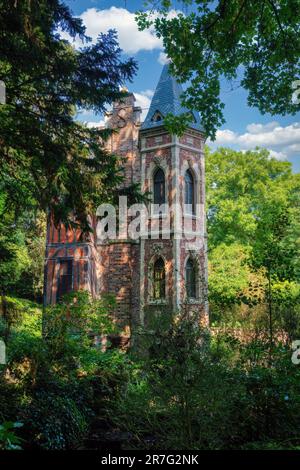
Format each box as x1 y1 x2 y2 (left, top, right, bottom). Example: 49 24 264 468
1 300 300 450
0 293 127 450
112 313 300 450
0 148 300 450
0 0 299 452
0 0 137 230
206 147 300 352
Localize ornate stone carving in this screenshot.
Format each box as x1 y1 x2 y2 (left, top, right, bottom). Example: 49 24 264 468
153 156 162 166
152 243 163 256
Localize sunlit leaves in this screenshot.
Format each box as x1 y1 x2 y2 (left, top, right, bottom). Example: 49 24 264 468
137 0 300 137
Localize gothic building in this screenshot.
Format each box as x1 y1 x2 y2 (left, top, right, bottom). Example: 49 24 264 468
44 64 209 340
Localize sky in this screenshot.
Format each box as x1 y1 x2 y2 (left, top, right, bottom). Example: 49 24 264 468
64 0 300 172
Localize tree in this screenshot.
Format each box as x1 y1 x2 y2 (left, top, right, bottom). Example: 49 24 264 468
0 192 30 293
251 187 300 353
13 210 47 302
0 164 46 301
137 1 300 138
0 190 30 341
205 147 294 248
206 147 300 340
209 244 253 307
0 0 137 230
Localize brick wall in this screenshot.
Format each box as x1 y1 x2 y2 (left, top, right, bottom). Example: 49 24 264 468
44 97 209 333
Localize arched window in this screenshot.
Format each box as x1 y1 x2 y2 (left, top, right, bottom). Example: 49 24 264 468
153 168 165 206
153 257 166 300
186 258 196 299
185 168 195 214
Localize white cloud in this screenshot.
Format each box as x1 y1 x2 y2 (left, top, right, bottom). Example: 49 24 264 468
59 8 157 52
213 129 237 144
158 52 170 65
214 122 300 148
267 149 287 161
60 7 181 55
134 90 154 120
85 120 105 129
246 121 278 134
81 7 162 54
286 143 300 153
239 123 300 147
211 121 300 160
139 89 154 99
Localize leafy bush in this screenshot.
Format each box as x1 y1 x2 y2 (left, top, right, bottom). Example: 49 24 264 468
0 422 23 450
0 293 125 449
43 291 117 358
112 314 300 450
22 392 88 450
2 294 300 450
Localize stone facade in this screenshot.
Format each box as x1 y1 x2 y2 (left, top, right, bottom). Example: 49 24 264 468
44 65 209 340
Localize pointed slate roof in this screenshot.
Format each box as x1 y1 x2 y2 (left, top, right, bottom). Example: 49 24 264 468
140 63 203 132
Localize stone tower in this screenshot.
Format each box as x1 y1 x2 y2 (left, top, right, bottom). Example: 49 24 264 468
138 64 208 324
44 64 208 340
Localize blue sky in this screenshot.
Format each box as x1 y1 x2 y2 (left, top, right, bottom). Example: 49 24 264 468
64 0 300 172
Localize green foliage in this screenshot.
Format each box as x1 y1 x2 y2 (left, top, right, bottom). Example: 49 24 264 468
23 392 88 450
272 279 300 305
272 280 300 340
206 147 300 340
44 291 117 360
0 192 30 294
13 211 46 301
0 294 126 449
0 422 23 450
209 243 252 306
113 319 300 450
252 197 300 281
0 0 137 229
206 147 293 247
0 181 46 303
2 295 300 450
163 112 194 137
137 1 300 138
3 299 46 385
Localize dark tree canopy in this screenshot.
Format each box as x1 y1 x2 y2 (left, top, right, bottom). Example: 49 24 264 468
0 0 137 230
137 0 300 138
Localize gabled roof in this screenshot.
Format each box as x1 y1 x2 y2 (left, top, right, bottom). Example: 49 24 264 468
140 63 203 132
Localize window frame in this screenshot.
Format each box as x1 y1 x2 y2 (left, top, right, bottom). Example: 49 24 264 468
56 258 73 302
185 257 197 300
148 256 168 304
184 168 196 215
152 167 167 217
151 110 164 123
152 257 166 301
153 167 166 206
